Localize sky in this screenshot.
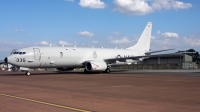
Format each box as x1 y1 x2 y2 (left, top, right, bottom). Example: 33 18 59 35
0 0 200 59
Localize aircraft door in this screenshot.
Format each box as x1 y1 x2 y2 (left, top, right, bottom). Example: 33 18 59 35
33 48 41 60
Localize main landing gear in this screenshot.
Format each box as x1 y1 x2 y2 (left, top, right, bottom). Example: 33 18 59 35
84 69 88 73
84 66 111 73
25 71 31 76
104 67 110 73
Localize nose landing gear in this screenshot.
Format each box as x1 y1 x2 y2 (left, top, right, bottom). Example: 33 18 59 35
4 57 8 63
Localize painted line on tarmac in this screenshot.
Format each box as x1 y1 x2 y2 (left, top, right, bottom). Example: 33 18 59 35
0 93 93 112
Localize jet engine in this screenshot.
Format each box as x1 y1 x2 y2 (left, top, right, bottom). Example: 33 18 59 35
85 60 107 71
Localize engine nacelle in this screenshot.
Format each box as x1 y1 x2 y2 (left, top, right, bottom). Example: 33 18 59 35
85 60 107 71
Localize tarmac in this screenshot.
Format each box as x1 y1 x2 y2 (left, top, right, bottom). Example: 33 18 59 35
0 70 200 112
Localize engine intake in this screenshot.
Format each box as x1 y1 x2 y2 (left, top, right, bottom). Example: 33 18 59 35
85 61 107 71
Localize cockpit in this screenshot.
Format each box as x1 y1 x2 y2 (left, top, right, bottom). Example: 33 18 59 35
11 50 26 55
13 52 26 55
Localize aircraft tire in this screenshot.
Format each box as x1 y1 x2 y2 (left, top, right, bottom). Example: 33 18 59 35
104 68 110 73
26 71 31 76
84 69 88 73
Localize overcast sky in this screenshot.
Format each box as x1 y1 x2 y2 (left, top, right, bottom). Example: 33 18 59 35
0 0 200 59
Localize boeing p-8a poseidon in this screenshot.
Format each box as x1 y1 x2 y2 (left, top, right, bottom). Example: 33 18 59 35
3 22 172 75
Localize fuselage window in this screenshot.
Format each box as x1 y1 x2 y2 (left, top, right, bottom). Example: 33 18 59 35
23 52 26 54
60 52 63 58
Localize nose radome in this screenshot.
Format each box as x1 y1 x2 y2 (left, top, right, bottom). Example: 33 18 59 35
4 57 8 63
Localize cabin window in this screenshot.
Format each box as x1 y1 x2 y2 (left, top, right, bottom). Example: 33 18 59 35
60 52 63 58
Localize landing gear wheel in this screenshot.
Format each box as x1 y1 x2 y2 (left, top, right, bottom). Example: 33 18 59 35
25 71 31 76
84 69 88 73
104 67 110 73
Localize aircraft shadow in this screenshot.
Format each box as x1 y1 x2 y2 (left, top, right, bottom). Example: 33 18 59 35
0 71 106 76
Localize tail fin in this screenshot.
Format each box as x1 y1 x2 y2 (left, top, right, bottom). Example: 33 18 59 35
127 22 152 51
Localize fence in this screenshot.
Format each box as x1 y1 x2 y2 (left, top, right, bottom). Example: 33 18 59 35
110 64 197 71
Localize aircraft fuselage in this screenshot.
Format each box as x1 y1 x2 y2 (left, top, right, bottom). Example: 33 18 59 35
6 47 143 68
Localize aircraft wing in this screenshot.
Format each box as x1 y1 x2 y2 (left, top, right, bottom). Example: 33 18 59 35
104 53 182 64
145 48 175 55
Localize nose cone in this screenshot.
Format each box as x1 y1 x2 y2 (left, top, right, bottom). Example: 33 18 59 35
4 57 8 63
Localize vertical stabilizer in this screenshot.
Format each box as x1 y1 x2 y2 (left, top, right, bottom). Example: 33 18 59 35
127 22 152 51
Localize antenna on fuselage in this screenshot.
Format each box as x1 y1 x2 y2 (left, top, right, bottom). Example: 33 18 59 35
73 45 76 50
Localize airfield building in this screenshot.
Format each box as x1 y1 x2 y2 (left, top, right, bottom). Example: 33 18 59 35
138 53 196 69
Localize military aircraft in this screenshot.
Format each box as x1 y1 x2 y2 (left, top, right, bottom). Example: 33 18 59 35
3 22 173 75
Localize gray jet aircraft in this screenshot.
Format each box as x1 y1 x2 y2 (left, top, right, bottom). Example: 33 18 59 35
3 22 173 75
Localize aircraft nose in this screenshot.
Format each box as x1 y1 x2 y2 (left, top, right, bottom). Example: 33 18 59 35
4 57 8 63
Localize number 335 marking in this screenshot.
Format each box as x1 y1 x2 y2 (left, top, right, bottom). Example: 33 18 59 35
16 58 26 62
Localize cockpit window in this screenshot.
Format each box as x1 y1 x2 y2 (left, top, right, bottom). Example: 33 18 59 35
12 52 26 55
10 50 16 55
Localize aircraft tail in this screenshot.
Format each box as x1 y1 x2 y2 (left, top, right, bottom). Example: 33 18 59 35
127 22 152 51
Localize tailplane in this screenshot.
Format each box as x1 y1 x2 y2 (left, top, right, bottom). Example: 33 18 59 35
127 22 152 51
